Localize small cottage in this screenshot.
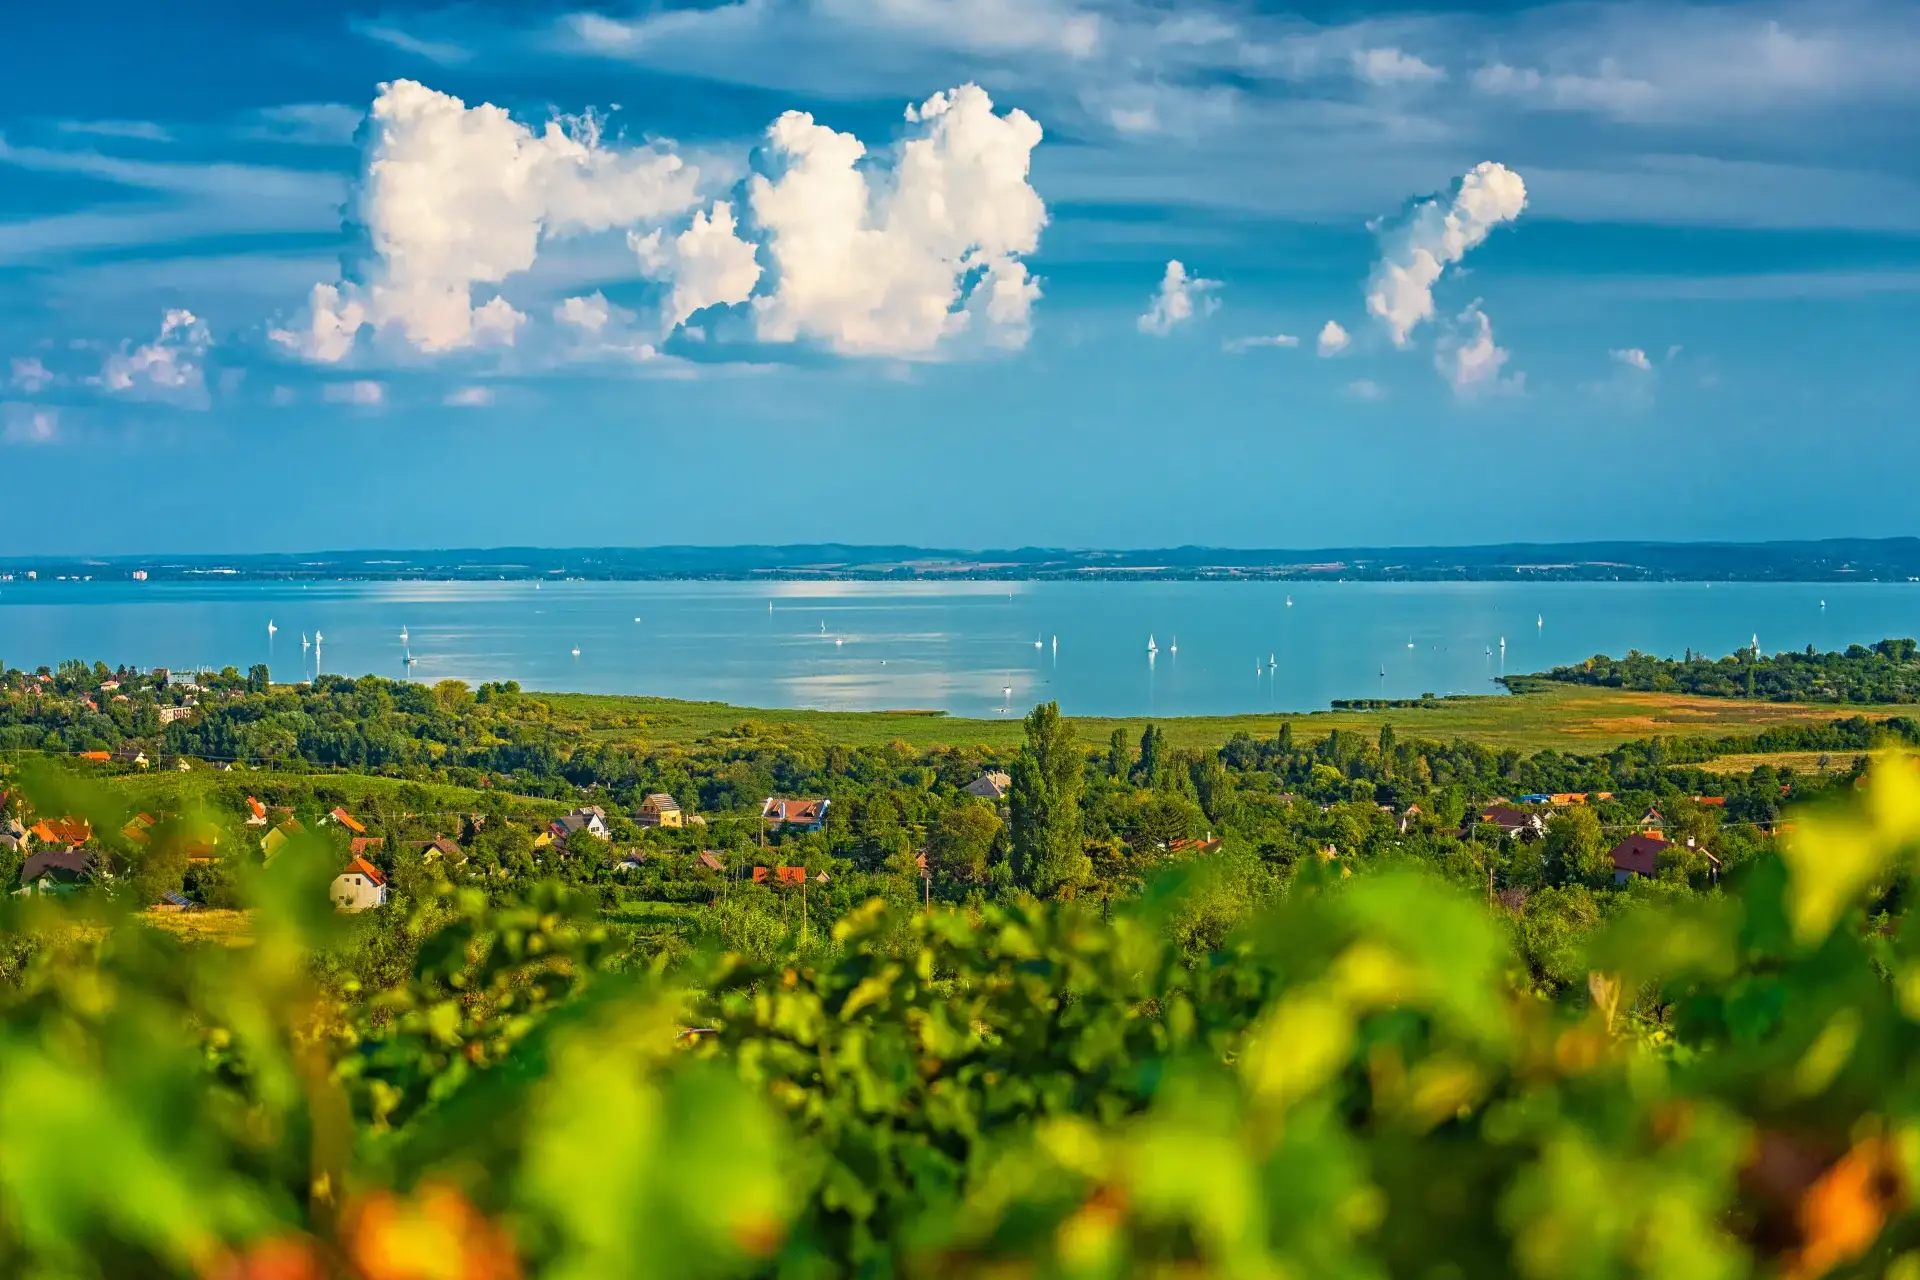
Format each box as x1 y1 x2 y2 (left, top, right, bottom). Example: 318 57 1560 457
330 856 388 911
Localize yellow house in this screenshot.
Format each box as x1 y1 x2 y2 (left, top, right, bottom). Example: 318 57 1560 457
638 793 684 829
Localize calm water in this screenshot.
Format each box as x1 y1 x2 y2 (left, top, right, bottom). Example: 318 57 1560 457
0 578 1914 719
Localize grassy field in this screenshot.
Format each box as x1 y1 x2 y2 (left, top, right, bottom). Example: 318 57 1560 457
534 684 1893 756
1698 749 1879 776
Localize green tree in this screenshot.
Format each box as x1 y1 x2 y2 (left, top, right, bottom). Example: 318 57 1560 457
1542 806 1610 887
927 801 1001 890
1134 723 1165 788
246 664 270 693
1106 727 1129 779
1008 702 1089 896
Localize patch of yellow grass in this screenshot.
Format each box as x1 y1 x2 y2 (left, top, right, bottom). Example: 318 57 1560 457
140 908 254 946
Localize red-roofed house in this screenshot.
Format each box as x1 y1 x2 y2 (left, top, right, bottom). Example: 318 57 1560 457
761 797 830 833
330 856 388 911
244 797 268 827
324 807 367 835
349 837 386 857
697 851 725 873
1609 833 1670 884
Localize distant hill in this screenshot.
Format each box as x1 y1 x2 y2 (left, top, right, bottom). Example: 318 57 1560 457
5 539 1920 583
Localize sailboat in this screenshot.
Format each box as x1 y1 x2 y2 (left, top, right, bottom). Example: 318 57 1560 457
571 646 581 657
1752 633 1760 655
1268 653 1276 670
1406 635 1414 649
1537 614 1543 629
399 625 408 645
1169 637 1178 655
1033 635 1043 649
1051 635 1058 655
266 620 277 639
835 638 843 647
301 633 310 654
1147 634 1158 655
1286 595 1293 608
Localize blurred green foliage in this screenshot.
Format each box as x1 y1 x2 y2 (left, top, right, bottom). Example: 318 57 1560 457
8 756 1920 1279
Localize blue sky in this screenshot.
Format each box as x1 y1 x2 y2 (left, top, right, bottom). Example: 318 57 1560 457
3 0 1918 554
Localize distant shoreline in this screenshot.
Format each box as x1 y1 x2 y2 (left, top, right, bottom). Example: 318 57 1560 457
3 537 1920 584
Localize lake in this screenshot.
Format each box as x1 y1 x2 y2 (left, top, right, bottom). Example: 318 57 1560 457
0 578 1913 718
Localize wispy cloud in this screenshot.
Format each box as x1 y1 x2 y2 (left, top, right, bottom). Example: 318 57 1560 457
9 357 54 393
350 19 472 64
1223 333 1298 353
58 119 172 143
443 385 496 407
1611 347 1653 372
1346 378 1385 400
235 103 363 147
1351 47 1444 85
322 380 386 407
2 403 60 445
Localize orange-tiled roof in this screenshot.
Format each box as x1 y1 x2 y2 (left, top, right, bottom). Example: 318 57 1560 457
328 807 367 834
32 816 92 846
762 797 828 824
349 837 386 856
698 851 724 872
78 751 111 762
342 855 386 887
246 797 267 820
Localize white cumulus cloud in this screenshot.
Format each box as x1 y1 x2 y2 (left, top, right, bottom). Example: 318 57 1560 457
1352 47 1445 85
1223 333 1299 353
444 385 496 407
1435 302 1522 397
554 292 657 361
323 380 386 406
747 83 1047 356
1 404 59 445
1316 320 1350 356
1611 347 1653 371
1366 161 1527 347
272 79 703 363
630 200 763 334
1138 260 1221 335
99 309 211 405
10 356 54 392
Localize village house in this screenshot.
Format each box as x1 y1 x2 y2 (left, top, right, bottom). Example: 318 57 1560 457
637 793 684 829
113 745 149 769
261 817 304 857
30 816 92 849
965 771 1012 801
545 806 610 844
122 813 156 843
1463 803 1548 843
761 797 830 833
330 856 388 911
17 848 127 896
157 706 194 725
244 797 268 826
77 751 111 763
349 836 386 857
697 851 725 873
1610 832 1719 885
322 807 368 835
416 836 463 864
0 817 30 856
